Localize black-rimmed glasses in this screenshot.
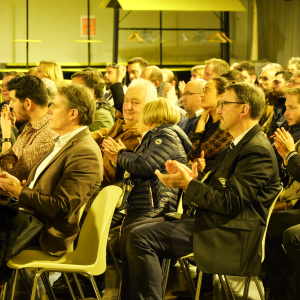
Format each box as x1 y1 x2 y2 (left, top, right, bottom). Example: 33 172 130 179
218 101 245 110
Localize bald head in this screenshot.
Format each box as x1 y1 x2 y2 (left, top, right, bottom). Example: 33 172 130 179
141 66 163 88
181 79 207 117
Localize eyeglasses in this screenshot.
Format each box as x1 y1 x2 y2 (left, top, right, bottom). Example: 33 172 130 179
182 92 202 97
288 79 300 87
218 100 245 110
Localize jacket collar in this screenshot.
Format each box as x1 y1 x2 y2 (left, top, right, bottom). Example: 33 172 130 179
122 119 138 131
27 127 91 186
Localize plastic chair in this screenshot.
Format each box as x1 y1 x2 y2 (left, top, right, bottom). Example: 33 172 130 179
162 187 283 300
5 185 122 300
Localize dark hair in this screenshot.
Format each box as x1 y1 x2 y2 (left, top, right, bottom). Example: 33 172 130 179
127 57 148 69
211 77 229 95
4 71 25 78
236 61 256 76
275 70 293 82
7 75 48 107
226 82 265 120
71 70 105 100
57 84 95 126
222 70 245 83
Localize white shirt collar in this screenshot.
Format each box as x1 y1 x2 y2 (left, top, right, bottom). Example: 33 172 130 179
186 109 203 119
56 126 87 147
232 126 255 146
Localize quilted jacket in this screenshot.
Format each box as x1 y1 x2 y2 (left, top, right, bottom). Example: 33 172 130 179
117 124 193 223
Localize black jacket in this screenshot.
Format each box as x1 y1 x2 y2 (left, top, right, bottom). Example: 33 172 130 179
184 125 281 276
117 124 192 223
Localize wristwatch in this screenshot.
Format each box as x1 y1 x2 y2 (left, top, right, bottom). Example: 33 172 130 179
0 138 12 144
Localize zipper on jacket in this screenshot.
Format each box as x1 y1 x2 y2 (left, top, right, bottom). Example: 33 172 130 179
148 182 154 208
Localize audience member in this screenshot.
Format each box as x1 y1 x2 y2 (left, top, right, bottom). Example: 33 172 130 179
235 61 257 84
103 64 126 112
0 84 103 284
72 70 114 131
161 68 174 83
127 57 148 82
264 71 293 138
140 66 165 97
259 64 282 126
189 77 232 173
287 70 300 88
203 58 230 81
177 80 206 137
91 78 157 187
264 124 300 300
0 75 57 201
34 60 64 85
191 65 205 80
103 98 192 226
286 57 300 74
118 82 280 300
221 70 245 83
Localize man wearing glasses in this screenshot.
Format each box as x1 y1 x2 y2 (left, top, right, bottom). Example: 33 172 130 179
119 82 281 300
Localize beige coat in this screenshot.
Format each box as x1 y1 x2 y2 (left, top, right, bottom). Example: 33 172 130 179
19 128 103 256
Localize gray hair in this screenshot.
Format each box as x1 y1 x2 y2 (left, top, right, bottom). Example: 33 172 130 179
127 78 157 102
226 82 265 120
262 63 283 73
57 84 95 126
42 77 57 101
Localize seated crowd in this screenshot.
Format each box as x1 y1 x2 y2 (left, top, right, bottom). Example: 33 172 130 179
0 56 300 300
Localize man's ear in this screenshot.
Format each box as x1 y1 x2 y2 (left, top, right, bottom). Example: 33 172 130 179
24 98 33 111
70 108 79 121
241 104 250 116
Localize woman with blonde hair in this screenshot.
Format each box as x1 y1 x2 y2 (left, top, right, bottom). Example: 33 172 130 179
34 60 64 85
103 98 192 300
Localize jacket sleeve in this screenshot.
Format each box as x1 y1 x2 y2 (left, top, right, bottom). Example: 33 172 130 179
18 147 102 220
110 82 124 112
118 132 182 180
88 109 114 132
285 153 300 182
183 144 280 218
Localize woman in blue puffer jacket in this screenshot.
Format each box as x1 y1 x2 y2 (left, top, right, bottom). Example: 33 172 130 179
103 98 193 228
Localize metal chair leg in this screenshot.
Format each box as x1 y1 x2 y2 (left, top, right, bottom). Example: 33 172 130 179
224 275 236 300
72 273 85 300
178 258 195 299
107 241 121 278
62 272 76 300
19 269 32 299
117 278 122 300
253 276 265 300
195 271 203 300
1 282 7 300
86 273 102 299
161 259 171 300
40 271 57 300
242 276 251 300
218 275 231 300
30 270 43 300
9 269 19 300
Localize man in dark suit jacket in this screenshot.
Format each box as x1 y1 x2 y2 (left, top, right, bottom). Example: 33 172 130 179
119 82 281 300
0 84 103 257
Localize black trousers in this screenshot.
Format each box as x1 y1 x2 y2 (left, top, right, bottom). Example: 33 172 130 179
264 209 300 300
120 217 194 300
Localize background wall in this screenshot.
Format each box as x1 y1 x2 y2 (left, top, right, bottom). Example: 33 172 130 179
0 0 250 65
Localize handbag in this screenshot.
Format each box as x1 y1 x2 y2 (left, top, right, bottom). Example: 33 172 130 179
114 177 134 211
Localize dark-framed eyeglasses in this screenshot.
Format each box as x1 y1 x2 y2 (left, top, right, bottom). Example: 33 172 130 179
182 92 202 97
218 100 246 110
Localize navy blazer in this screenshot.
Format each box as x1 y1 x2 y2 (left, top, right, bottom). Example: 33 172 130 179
184 124 281 276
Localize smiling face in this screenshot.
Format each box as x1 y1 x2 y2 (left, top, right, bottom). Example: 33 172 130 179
127 63 143 82
284 94 300 126
122 86 146 123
